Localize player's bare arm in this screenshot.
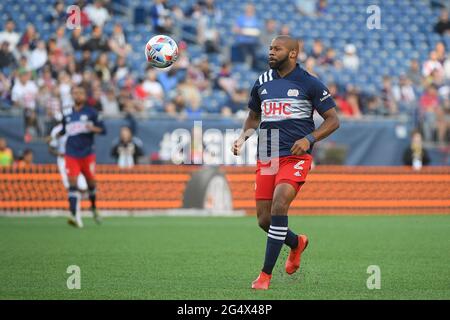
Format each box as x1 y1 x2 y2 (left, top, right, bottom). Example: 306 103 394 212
231 110 261 155
86 123 105 134
290 108 340 156
48 145 60 157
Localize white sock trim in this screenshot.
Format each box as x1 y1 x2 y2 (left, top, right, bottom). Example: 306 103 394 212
269 225 288 231
269 229 288 236
268 233 286 241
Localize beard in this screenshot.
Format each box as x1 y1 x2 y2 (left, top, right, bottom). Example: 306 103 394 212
268 54 289 69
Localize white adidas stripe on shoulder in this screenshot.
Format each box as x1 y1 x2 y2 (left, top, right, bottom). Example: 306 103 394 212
258 69 274 85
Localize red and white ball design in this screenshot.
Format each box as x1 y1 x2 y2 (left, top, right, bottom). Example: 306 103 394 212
145 35 179 68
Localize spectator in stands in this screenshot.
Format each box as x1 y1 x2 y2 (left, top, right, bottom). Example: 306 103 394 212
84 0 110 27
142 68 165 109
86 85 103 112
165 94 186 115
310 39 325 61
407 59 423 87
100 86 120 117
215 62 236 96
364 96 384 116
187 58 211 93
0 72 12 105
108 23 131 58
158 66 179 93
76 50 93 72
0 41 16 70
83 26 110 52
304 56 317 76
392 74 416 105
435 42 447 65
279 24 291 36
295 0 317 17
13 43 31 69
381 76 398 115
344 86 362 119
197 0 222 54
47 38 69 73
28 40 48 71
19 24 38 51
342 44 359 71
67 55 82 84
444 55 450 81
94 52 112 83
70 28 87 51
403 130 430 169
178 76 202 117
329 83 357 118
297 38 308 64
111 126 144 168
38 85 61 125
434 8 450 35
0 137 14 167
317 0 328 15
15 148 34 169
233 4 261 69
166 4 184 40
150 0 173 34
112 56 130 82
319 47 342 68
54 26 73 55
260 19 278 48
11 69 40 140
47 1 66 24
37 66 56 91
0 19 20 53
221 86 248 116
164 101 178 116
422 51 445 79
58 71 74 111
419 84 441 142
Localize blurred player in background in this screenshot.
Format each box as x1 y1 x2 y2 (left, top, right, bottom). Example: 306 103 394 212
60 86 106 228
48 113 88 195
232 35 340 290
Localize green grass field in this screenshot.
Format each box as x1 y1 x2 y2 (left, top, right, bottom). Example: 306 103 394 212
0 215 449 300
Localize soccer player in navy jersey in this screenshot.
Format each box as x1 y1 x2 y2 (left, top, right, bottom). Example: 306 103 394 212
232 36 340 290
60 86 106 228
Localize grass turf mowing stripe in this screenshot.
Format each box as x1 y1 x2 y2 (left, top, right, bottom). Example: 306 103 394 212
0 215 449 299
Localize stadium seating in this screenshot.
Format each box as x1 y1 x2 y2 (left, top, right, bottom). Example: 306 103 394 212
0 0 444 97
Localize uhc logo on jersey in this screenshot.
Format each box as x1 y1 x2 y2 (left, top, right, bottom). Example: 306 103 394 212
260 98 312 122
263 101 292 116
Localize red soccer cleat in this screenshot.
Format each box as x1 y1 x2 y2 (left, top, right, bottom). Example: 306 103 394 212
285 234 309 275
251 271 272 290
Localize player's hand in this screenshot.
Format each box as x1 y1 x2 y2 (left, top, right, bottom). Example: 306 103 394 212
231 137 245 156
85 123 95 132
86 123 102 133
290 138 310 156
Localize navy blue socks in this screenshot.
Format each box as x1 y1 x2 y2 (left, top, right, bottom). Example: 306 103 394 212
284 229 299 249
262 215 289 275
88 186 96 209
68 186 79 217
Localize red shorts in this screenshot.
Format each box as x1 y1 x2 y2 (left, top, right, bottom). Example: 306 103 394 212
65 154 96 180
255 154 313 200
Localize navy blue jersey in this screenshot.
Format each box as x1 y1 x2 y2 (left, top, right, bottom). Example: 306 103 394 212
248 64 336 158
62 106 106 158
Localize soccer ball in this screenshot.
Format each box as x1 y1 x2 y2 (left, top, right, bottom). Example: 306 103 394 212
145 35 179 69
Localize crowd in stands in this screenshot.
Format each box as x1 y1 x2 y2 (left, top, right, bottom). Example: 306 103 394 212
0 0 449 157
